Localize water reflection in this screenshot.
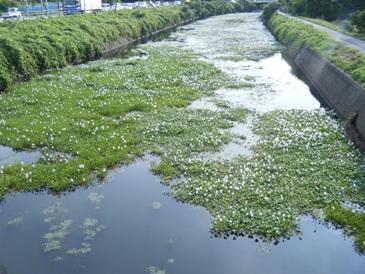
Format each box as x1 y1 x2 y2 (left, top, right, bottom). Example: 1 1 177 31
0 161 364 273
0 145 40 165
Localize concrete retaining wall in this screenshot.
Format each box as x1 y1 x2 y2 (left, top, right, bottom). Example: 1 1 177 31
294 46 365 140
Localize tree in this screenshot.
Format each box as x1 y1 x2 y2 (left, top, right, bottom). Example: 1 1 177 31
305 0 341 21
261 2 281 23
352 9 365 33
289 0 306 15
0 0 22 11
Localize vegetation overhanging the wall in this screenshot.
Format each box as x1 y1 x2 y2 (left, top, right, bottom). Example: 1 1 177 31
262 4 365 88
0 0 257 91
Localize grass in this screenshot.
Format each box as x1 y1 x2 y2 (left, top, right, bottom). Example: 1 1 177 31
298 16 365 41
267 13 365 87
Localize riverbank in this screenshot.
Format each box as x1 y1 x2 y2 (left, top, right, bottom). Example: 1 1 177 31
100 17 198 57
0 0 259 92
265 12 365 148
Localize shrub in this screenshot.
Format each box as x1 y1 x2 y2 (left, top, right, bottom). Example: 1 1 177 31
352 9 365 33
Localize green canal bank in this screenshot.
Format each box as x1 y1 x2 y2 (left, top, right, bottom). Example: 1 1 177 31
264 8 365 149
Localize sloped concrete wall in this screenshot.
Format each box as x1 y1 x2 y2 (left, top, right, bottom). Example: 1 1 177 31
294 46 365 140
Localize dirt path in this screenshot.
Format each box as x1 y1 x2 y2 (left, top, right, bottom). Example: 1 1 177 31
278 11 365 54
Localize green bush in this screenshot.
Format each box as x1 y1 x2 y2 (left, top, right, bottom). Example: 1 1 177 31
0 6 195 91
261 2 281 23
0 0 244 91
352 9 365 33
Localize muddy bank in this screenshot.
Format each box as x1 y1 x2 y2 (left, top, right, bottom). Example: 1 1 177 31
293 46 365 149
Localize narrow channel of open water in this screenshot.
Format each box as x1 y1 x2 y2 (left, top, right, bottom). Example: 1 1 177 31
0 13 364 274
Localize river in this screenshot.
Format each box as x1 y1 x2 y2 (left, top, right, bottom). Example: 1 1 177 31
0 12 364 274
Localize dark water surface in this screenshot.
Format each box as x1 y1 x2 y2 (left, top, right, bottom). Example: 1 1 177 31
0 161 364 273
0 13 365 273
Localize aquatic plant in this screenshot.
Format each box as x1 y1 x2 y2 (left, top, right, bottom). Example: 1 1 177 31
256 244 271 253
67 242 92 255
325 204 365 253
88 192 104 209
54 256 64 262
81 217 98 228
0 17 364 252
80 217 106 241
165 109 365 240
44 239 62 252
43 219 73 252
146 266 166 274
168 258 175 264
6 216 24 227
0 46 224 196
43 201 68 218
152 201 162 210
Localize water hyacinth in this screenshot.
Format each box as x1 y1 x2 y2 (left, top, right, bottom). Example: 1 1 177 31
152 201 162 210
6 216 25 227
43 219 73 252
88 192 104 209
41 200 106 258
44 240 62 252
81 217 106 241
165 109 365 241
0 46 225 196
146 266 166 274
67 242 92 255
0 28 364 253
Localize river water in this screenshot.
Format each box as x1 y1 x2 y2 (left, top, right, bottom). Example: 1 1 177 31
0 13 364 274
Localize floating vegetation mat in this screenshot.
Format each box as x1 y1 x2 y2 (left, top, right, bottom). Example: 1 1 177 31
0 39 364 253
153 109 365 244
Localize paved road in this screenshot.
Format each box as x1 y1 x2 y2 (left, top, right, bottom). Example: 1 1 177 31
278 11 365 54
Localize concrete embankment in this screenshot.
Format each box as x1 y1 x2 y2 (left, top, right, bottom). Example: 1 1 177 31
266 13 365 147
294 46 365 144
101 17 198 56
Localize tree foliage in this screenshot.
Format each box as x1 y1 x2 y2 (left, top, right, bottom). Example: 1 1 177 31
261 2 281 23
289 0 306 15
286 0 365 33
305 0 342 21
352 9 365 33
0 0 21 12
